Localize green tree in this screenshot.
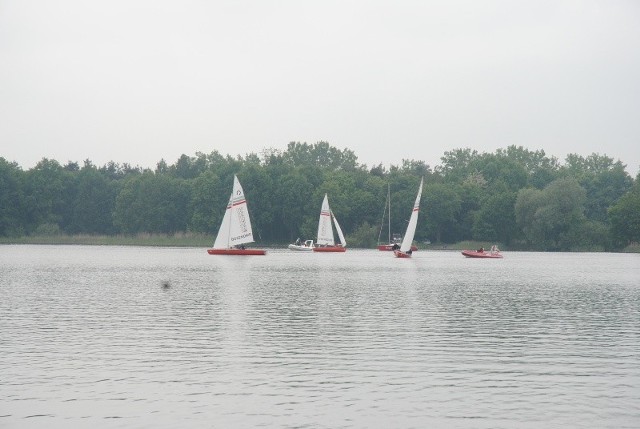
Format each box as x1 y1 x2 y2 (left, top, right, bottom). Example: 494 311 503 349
566 155 633 223
113 173 190 234
437 148 479 182
455 181 485 242
473 191 518 245
608 184 640 247
501 145 560 188
400 159 433 178
348 221 378 248
477 155 528 192
515 177 587 250
65 162 117 234
283 141 360 171
23 159 70 234
3 142 638 249
423 183 461 243
188 170 224 234
0 158 25 236
272 169 315 241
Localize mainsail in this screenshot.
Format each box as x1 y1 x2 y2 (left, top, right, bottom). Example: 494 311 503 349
213 175 255 249
317 194 335 246
399 178 423 253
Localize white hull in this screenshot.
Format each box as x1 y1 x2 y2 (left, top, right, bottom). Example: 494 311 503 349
288 239 315 251
288 243 313 251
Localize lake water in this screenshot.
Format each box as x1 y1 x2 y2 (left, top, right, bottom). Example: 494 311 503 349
1 245 639 428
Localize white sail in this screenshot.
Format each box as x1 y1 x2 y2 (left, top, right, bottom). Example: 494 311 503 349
213 204 232 248
332 211 346 247
213 175 255 249
317 194 335 246
400 178 423 253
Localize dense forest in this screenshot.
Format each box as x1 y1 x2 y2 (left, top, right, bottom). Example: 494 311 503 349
1 142 639 251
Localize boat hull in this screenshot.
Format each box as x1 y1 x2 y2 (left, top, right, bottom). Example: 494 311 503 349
393 250 412 258
287 244 314 251
207 248 266 255
378 244 418 251
461 250 502 259
313 246 346 253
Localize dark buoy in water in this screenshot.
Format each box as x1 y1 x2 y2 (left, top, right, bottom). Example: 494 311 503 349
162 281 171 289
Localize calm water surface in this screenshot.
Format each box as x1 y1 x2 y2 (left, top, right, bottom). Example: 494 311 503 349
1 245 639 428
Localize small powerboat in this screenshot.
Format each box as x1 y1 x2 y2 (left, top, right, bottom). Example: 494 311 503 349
288 239 315 251
461 249 503 259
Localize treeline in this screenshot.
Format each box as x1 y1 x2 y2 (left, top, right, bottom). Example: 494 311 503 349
1 142 639 251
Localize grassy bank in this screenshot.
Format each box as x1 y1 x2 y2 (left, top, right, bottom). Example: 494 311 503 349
622 243 640 253
418 240 640 253
0 233 214 247
419 241 503 251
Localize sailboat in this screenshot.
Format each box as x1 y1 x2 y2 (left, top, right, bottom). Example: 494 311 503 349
313 194 347 253
394 178 423 258
377 183 418 251
207 175 266 255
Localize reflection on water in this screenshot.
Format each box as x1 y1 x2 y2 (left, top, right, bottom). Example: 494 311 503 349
1 245 639 428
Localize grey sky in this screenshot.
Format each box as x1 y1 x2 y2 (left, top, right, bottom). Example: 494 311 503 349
1 0 639 176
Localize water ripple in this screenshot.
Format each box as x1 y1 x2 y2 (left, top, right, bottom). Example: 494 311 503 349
1 246 639 428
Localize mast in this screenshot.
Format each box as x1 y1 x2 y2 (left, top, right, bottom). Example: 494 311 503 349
387 183 391 243
226 179 234 247
399 178 423 253
213 184 234 249
377 183 391 245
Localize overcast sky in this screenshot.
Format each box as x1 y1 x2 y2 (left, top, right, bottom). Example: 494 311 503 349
1 0 639 176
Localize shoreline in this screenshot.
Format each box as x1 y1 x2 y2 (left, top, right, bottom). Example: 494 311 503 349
1 235 638 253
0 234 213 248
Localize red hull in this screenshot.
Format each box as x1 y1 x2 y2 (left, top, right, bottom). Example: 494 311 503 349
461 250 502 259
378 244 418 251
207 248 266 255
313 246 346 253
393 250 412 258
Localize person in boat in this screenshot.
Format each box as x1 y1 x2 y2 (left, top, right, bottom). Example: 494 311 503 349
391 243 400 250
406 249 412 255
491 245 500 253
477 246 484 253
295 237 301 245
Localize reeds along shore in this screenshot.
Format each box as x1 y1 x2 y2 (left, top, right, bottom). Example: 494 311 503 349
0 233 213 247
